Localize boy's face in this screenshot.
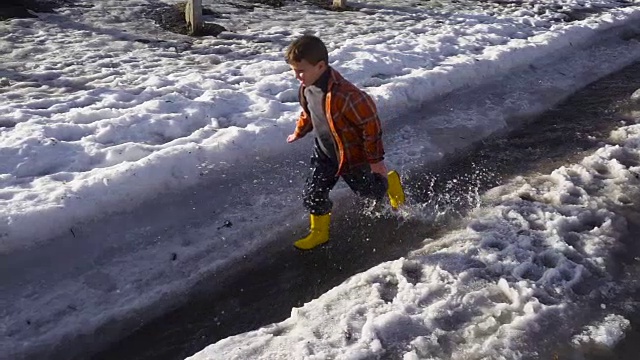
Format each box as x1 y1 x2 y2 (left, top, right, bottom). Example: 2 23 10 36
289 59 327 87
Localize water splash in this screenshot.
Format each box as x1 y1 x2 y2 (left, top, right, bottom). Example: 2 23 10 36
361 159 497 224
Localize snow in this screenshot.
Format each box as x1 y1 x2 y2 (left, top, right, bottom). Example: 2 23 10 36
2 0 640 358
572 314 631 349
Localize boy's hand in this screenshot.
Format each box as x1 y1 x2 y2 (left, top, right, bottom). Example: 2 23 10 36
370 161 388 178
287 133 301 143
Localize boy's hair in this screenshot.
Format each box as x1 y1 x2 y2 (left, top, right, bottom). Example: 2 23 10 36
285 35 329 65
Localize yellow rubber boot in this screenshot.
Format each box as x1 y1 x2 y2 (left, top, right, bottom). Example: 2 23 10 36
294 213 330 250
387 170 406 210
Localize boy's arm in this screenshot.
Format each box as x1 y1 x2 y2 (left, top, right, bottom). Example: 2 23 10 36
343 92 385 164
288 110 312 143
288 85 313 142
294 110 313 138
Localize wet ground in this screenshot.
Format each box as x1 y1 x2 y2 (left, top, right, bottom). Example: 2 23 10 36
90 62 640 360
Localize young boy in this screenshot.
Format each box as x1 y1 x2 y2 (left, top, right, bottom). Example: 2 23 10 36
285 35 405 250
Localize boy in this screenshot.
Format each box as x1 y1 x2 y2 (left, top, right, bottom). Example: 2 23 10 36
285 35 405 250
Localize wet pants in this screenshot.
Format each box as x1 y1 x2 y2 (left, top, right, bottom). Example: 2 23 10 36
303 144 388 215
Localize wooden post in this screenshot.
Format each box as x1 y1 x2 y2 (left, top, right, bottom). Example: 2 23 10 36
185 0 203 35
333 0 346 8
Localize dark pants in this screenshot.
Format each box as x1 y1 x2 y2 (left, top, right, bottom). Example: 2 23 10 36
304 144 388 215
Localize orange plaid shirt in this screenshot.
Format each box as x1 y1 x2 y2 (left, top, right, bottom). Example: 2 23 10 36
294 68 385 175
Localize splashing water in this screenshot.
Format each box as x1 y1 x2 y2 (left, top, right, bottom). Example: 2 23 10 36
361 159 497 225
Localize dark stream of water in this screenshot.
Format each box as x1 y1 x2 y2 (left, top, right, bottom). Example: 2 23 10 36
91 62 640 360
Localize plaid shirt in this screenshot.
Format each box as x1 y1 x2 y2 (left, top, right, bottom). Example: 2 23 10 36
295 68 385 175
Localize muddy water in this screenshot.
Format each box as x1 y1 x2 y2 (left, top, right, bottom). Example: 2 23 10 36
92 62 640 360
